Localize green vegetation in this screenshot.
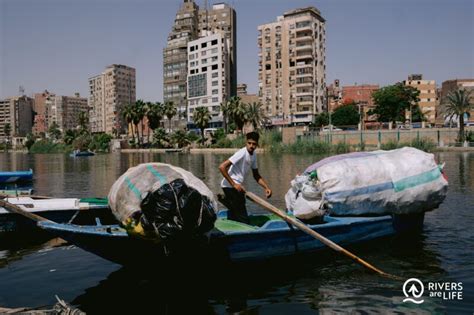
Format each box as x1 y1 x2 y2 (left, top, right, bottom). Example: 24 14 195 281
441 89 473 142
331 103 360 126
369 83 420 124
29 139 72 153
380 137 436 152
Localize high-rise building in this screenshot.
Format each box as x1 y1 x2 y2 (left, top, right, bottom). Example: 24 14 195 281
0 96 34 138
404 74 437 125
89 64 136 134
47 93 89 132
258 7 326 126
163 0 236 126
187 32 230 127
33 90 54 135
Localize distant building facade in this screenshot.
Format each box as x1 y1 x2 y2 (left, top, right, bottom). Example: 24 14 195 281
237 83 259 105
0 96 34 138
89 64 136 134
33 90 55 135
187 32 230 127
258 7 326 126
164 1 236 126
47 93 88 132
404 74 437 125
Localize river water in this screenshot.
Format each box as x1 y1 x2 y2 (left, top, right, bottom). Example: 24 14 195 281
0 151 472 314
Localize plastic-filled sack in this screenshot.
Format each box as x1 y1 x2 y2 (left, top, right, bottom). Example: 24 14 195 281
108 163 217 241
285 174 325 220
303 147 448 216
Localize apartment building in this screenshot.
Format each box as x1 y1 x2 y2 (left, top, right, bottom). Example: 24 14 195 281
33 90 54 135
47 93 88 132
0 96 33 138
404 74 437 125
163 0 236 124
237 83 259 105
89 64 136 134
258 7 326 126
187 32 230 127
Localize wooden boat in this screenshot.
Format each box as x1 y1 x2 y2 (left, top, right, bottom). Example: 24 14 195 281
0 169 33 184
36 210 425 265
70 150 95 157
0 197 115 233
164 148 183 153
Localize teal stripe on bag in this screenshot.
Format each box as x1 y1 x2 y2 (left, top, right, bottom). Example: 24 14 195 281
393 167 441 192
146 164 167 185
125 176 141 199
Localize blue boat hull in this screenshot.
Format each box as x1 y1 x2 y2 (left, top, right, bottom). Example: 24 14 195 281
0 169 33 184
38 211 425 265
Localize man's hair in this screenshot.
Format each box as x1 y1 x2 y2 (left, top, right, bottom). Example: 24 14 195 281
246 131 260 142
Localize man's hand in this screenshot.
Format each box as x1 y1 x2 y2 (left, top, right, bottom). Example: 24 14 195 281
234 183 246 193
265 188 272 198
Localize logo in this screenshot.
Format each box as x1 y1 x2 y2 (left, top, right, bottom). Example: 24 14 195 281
403 278 425 304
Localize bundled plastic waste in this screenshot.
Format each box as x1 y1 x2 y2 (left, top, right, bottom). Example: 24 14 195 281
286 147 448 218
108 163 217 242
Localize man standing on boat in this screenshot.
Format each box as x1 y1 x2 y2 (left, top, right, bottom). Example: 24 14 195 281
218 131 272 224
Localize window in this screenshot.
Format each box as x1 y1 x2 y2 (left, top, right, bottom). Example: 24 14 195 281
212 72 218 78
201 67 207 72
202 59 207 64
201 42 207 48
212 64 218 70
211 39 218 45
190 46 195 52
265 64 271 70
211 48 218 54
201 51 207 56
212 80 218 86
212 89 218 95
212 97 219 103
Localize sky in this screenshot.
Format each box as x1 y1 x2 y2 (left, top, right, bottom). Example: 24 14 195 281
1 0 473 101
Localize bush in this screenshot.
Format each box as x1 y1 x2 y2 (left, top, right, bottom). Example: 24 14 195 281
29 139 71 153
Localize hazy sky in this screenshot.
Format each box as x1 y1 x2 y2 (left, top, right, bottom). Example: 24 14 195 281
1 0 473 101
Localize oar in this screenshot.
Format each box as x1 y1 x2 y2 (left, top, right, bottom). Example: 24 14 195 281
0 199 52 223
246 191 402 280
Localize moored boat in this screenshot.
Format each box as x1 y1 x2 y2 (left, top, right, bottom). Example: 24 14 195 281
0 169 33 184
0 197 114 233
70 150 95 157
37 210 425 266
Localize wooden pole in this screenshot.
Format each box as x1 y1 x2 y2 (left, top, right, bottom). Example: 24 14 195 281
246 191 402 280
0 199 51 223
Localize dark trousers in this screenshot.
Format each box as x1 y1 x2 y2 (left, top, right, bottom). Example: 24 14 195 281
222 187 249 224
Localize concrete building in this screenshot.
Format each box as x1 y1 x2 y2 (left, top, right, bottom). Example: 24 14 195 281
47 93 88 132
187 32 230 127
404 74 437 125
258 7 326 126
89 64 136 134
237 83 260 106
33 90 55 135
342 84 379 125
0 96 34 138
439 78 474 125
163 0 236 126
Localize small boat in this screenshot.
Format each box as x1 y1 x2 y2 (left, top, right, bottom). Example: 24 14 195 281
70 150 95 157
165 148 183 153
37 210 425 266
0 197 114 234
0 169 33 184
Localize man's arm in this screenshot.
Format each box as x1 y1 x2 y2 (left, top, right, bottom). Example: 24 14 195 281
252 168 272 198
219 159 245 192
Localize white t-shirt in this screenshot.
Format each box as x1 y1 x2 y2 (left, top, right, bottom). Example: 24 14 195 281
221 147 257 188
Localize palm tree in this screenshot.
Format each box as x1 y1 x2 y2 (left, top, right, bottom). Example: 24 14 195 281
133 100 146 146
164 101 177 132
63 129 77 145
146 102 164 144
48 121 61 141
228 96 247 132
171 130 191 148
443 89 473 142
3 123 11 152
193 106 211 144
121 104 135 143
246 101 266 131
220 100 232 134
77 111 89 135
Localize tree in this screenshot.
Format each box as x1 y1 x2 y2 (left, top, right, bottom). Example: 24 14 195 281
3 123 11 152
152 128 169 148
77 111 89 135
171 130 191 148
163 101 177 132
369 83 420 124
25 132 36 150
220 100 232 134
246 101 266 130
442 88 473 142
133 100 146 146
48 122 61 141
411 105 426 123
313 112 329 127
228 96 248 132
331 104 360 127
121 104 135 143
193 106 211 144
146 102 164 144
63 129 78 145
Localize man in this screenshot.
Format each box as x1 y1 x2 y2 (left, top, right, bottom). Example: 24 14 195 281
218 131 272 224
